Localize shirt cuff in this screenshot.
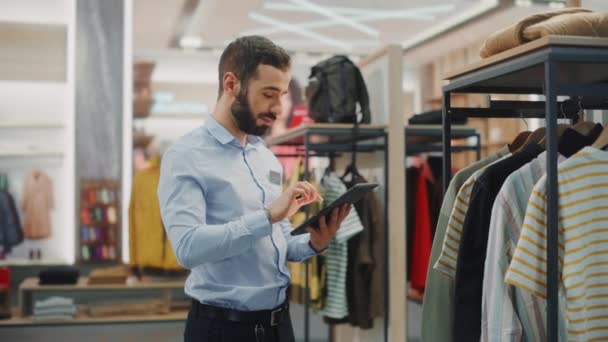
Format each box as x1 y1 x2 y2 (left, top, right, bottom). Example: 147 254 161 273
243 210 272 238
308 240 328 254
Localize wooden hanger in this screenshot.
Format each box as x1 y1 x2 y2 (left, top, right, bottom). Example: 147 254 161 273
592 125 608 150
515 127 546 153
509 131 531 152
572 121 597 136
538 124 571 149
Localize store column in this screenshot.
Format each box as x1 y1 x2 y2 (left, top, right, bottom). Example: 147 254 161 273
75 0 125 262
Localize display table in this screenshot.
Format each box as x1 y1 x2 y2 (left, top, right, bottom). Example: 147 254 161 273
0 277 188 326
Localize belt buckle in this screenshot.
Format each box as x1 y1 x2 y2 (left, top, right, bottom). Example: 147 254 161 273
270 307 282 326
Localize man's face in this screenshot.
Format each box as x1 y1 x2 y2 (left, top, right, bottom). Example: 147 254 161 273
231 64 290 136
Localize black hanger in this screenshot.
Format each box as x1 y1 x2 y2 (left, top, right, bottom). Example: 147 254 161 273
323 153 336 179
341 121 361 181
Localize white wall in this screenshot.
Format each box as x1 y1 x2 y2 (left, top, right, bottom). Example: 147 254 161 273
0 0 76 264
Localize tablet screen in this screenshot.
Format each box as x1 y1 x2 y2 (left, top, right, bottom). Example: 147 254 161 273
290 183 378 236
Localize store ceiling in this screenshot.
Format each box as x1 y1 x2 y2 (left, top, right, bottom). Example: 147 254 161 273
134 0 496 55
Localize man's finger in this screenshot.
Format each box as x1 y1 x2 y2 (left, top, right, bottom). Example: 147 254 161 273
294 184 311 201
337 206 348 222
319 215 328 231
331 208 339 226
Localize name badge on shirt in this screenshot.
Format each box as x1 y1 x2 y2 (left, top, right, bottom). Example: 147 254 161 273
269 170 282 186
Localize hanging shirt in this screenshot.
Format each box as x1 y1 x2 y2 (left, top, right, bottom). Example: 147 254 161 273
481 126 603 342
318 174 364 319
21 170 54 240
411 165 432 292
422 146 510 342
483 151 568 342
130 155 181 270
158 116 317 311
0 190 23 253
453 143 544 342
506 146 608 342
434 152 512 278
344 174 385 328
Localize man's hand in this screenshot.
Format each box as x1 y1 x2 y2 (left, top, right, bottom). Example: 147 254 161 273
307 204 351 252
267 181 322 224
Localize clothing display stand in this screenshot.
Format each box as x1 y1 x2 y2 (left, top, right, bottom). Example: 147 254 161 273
441 36 608 342
267 123 389 342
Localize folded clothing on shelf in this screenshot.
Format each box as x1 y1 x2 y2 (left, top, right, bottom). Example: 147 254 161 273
88 265 129 285
479 8 607 58
33 296 76 322
38 266 79 285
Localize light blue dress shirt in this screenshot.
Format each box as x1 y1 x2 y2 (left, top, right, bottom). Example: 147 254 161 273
157 116 316 311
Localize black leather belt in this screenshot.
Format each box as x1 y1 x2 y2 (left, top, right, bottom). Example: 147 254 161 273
191 300 289 326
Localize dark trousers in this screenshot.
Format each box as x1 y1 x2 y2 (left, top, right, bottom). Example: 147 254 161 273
184 305 296 342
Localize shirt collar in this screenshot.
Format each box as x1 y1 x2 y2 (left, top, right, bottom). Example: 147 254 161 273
206 116 265 149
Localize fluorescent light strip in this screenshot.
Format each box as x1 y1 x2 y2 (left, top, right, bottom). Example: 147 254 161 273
265 2 448 17
248 12 352 51
287 0 379 37
402 1 498 48
272 39 381 47
179 35 203 49
245 4 455 36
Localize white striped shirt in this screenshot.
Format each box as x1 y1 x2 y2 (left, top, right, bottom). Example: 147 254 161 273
318 175 364 319
506 147 608 342
434 154 511 278
483 152 567 342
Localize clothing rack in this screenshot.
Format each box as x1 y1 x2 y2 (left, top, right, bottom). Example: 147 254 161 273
267 123 389 342
440 36 608 342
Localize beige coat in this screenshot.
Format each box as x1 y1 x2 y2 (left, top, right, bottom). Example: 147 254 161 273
21 170 54 240
479 8 591 58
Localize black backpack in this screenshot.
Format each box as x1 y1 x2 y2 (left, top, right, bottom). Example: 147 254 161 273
306 56 371 124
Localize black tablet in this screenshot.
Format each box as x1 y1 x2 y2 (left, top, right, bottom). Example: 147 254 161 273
290 183 378 236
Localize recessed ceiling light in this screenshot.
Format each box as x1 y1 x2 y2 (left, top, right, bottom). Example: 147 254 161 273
179 36 203 49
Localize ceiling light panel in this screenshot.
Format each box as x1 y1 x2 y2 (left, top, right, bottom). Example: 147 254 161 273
287 0 380 37
248 12 353 51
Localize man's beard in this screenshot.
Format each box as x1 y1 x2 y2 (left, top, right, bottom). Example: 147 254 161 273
230 89 276 137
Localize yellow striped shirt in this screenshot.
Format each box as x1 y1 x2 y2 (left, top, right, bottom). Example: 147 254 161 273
505 147 608 342
434 154 511 278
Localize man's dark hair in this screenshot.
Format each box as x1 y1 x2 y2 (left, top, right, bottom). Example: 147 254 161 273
218 35 291 98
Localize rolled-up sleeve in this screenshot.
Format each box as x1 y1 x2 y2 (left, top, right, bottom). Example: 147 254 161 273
279 219 318 262
157 149 272 269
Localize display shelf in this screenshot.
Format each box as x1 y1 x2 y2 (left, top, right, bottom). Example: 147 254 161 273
265 123 387 147
19 277 184 291
444 36 608 94
0 258 66 267
0 309 187 327
18 277 186 317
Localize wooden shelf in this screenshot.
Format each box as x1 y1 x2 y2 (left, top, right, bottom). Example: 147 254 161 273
0 310 187 327
444 36 608 80
20 277 184 291
0 258 66 267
